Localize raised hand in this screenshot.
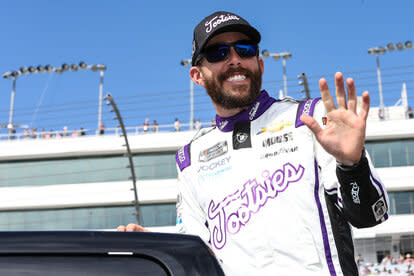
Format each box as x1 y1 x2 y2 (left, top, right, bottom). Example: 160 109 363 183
300 72 369 166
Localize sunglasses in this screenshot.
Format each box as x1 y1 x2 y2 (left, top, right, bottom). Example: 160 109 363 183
198 40 258 64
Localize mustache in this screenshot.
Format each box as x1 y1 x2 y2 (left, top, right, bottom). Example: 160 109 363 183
218 67 253 83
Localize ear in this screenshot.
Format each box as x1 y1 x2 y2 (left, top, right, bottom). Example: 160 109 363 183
190 66 205 87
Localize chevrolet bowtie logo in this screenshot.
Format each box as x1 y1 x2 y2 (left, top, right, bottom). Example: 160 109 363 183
256 121 292 135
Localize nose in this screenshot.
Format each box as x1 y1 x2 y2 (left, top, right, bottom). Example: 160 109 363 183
226 46 241 66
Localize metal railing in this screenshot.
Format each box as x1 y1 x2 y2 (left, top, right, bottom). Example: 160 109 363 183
0 120 213 141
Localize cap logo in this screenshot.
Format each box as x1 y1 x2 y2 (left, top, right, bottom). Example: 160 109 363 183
205 14 240 33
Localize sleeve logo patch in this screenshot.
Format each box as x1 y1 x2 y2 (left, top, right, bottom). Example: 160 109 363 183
177 147 186 163
350 182 360 204
372 197 387 221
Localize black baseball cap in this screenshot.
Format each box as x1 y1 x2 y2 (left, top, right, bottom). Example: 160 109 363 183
192 11 261 66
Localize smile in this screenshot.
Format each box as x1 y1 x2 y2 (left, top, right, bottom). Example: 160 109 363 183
226 74 246 82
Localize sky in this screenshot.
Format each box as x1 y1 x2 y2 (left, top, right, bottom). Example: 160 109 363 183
0 0 413 134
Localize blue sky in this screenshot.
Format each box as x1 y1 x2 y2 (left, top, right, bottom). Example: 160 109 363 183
0 0 413 133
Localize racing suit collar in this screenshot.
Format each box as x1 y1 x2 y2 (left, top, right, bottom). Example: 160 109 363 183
215 90 277 132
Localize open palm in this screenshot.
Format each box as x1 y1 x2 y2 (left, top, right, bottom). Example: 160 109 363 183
300 72 369 166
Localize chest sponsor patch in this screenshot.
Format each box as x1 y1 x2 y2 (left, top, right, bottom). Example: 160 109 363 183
260 146 298 159
197 156 231 172
233 122 251 150
256 121 292 135
262 132 293 148
197 156 232 182
207 163 305 250
199 141 228 162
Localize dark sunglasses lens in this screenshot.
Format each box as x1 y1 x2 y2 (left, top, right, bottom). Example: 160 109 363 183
235 44 257 58
205 45 230 63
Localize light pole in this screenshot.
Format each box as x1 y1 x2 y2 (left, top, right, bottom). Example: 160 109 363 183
367 47 386 111
2 71 19 137
180 59 194 130
2 62 106 136
368 41 412 113
91 64 107 131
261 50 292 97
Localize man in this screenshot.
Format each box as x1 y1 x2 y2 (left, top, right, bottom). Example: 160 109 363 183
118 11 389 275
174 118 181 131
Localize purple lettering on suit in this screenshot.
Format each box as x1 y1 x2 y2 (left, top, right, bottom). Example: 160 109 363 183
207 163 305 250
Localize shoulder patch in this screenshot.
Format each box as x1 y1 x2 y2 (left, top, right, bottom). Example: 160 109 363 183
176 127 216 172
176 144 191 171
295 97 321 128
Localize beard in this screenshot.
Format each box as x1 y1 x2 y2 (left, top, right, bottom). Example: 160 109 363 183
203 66 262 110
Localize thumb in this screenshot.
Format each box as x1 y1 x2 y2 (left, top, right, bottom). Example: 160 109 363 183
300 114 322 138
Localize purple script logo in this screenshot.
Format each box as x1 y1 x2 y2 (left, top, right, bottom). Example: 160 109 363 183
207 163 305 250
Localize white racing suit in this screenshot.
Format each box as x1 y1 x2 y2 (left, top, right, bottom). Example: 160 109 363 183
175 90 389 276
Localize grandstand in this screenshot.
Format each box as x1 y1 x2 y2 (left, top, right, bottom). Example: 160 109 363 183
0 64 413 269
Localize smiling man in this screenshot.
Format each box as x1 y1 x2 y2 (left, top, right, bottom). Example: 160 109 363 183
191 31 263 116
118 11 389 276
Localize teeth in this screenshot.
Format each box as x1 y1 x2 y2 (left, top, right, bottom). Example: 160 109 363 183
227 74 246 82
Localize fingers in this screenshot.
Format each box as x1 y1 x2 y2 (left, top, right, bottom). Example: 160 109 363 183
334 72 347 109
126 223 143 232
359 91 370 121
127 223 150 232
320 73 369 120
117 223 149 232
346 78 357 114
300 114 322 139
319 78 336 113
117 225 126 232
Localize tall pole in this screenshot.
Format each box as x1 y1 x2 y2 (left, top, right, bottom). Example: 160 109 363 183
8 77 16 137
298 73 310 99
282 58 288 97
261 50 291 98
180 59 193 130
375 54 384 111
3 62 106 136
190 78 194 130
368 41 412 113
98 69 104 130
